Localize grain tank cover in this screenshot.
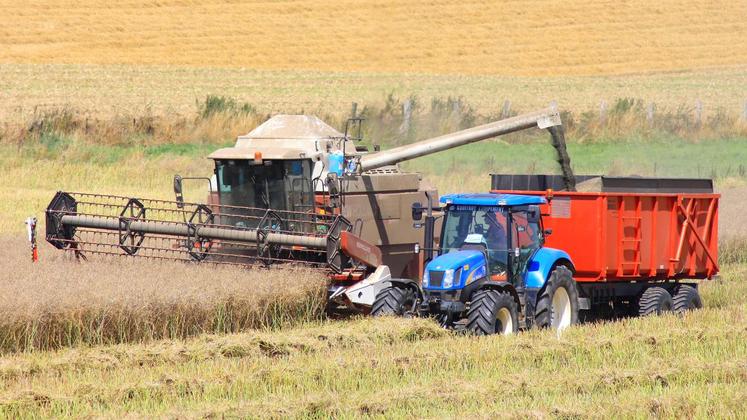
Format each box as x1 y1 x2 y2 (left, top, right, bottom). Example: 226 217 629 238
239 114 344 142
208 115 355 160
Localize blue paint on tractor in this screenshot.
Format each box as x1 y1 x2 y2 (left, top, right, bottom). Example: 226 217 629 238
424 250 486 290
440 193 546 207
523 247 574 288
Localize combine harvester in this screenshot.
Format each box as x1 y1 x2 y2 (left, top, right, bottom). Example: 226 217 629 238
44 105 719 333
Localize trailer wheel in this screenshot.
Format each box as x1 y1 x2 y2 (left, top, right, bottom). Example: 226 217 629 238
371 286 415 316
637 286 673 316
534 266 579 331
466 289 518 335
672 284 702 313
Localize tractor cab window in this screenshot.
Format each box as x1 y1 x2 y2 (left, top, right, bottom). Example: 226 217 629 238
510 209 541 282
441 205 509 274
215 159 313 228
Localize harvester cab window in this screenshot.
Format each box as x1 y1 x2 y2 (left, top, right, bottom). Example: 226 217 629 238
441 205 509 274
215 159 313 227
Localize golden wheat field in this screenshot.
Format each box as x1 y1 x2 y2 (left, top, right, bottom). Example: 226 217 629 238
2 0 747 119
2 0 746 76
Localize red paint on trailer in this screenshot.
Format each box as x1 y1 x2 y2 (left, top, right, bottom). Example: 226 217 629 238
491 190 719 282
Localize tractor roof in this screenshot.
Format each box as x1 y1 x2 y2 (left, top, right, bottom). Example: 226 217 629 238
440 193 546 207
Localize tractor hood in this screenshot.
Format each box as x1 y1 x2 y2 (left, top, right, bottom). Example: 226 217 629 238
427 250 485 272
424 250 487 290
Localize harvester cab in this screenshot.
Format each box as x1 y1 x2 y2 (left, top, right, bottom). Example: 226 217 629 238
371 193 579 335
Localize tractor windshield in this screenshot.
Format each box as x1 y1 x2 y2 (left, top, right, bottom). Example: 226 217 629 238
215 159 314 228
441 205 509 273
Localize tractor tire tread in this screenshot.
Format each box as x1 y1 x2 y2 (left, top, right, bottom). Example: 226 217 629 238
466 289 517 335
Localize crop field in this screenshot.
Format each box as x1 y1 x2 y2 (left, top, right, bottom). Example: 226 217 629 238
2 0 746 76
3 0 747 417
0 245 745 417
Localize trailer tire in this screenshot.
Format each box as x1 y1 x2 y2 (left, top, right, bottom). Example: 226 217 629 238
637 286 673 316
371 286 415 317
534 266 579 331
466 289 518 335
672 284 702 313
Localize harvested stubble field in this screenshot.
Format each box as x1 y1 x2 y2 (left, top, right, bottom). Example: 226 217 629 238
0 237 327 353
0 252 746 417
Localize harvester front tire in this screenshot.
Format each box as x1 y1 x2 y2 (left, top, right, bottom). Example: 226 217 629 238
371 286 415 317
466 290 518 335
637 286 673 316
534 266 579 331
672 284 702 313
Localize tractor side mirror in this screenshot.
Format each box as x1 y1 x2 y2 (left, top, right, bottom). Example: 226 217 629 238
173 175 184 209
527 205 541 223
411 202 424 221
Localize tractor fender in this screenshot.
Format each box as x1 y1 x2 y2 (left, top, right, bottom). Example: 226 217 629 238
523 247 575 289
476 281 521 310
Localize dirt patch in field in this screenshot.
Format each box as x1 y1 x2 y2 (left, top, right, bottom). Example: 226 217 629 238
717 187 747 239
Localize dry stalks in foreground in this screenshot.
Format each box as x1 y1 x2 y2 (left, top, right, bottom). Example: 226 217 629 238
0 237 327 353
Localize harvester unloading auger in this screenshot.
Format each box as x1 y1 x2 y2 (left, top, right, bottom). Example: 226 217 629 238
45 105 574 311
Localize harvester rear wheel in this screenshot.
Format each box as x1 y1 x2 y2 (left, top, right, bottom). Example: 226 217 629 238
637 286 673 316
466 290 518 335
371 286 415 317
672 284 702 313
534 266 579 331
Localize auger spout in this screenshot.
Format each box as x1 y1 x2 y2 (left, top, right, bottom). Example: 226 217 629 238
357 106 563 172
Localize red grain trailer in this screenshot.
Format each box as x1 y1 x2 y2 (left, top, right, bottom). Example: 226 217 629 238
492 175 719 315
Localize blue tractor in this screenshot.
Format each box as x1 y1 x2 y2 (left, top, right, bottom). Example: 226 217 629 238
371 193 581 335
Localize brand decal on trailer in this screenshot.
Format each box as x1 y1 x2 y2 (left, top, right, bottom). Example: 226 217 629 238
551 197 571 218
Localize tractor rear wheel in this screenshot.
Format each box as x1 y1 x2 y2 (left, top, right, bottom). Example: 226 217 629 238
637 286 673 316
534 266 579 331
672 284 702 313
371 286 415 316
466 289 519 335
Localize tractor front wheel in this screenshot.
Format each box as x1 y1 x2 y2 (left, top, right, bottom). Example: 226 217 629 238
371 285 415 317
466 289 519 335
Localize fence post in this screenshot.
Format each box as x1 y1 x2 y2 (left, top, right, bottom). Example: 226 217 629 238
599 100 607 126
694 99 703 129
647 102 655 127
400 99 413 135
501 100 511 118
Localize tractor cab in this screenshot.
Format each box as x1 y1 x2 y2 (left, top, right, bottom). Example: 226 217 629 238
412 193 556 328
425 193 546 291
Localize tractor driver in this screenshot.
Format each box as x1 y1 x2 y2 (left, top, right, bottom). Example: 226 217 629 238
483 210 508 272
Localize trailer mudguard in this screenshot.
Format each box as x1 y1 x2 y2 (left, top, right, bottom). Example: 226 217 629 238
523 247 574 289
